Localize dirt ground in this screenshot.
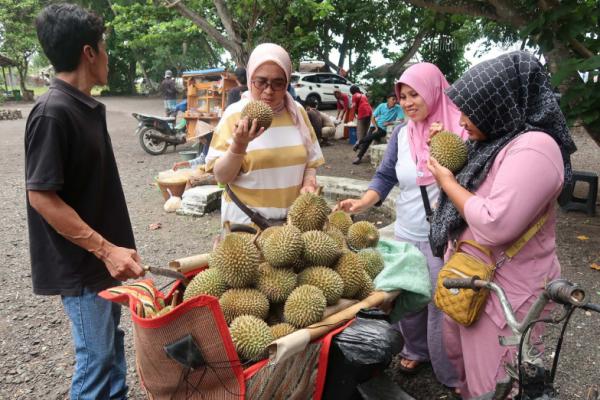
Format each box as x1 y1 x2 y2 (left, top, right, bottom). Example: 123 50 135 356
0 96 599 400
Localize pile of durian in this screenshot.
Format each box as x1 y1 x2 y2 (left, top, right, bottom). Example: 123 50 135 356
183 192 385 361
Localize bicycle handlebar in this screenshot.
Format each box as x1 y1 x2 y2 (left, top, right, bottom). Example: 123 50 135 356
443 277 486 290
545 279 587 307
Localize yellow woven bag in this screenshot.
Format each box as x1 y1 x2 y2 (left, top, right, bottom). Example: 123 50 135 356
434 213 549 326
434 241 495 326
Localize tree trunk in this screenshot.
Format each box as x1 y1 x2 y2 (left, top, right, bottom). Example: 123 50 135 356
17 65 33 101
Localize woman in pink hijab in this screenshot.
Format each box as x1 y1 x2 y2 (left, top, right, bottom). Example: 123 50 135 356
337 63 465 389
205 43 324 226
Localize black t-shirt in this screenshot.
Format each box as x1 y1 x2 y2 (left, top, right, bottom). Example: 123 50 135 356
226 85 248 108
24 79 135 296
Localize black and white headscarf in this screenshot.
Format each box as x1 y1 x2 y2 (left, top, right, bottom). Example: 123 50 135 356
429 51 577 257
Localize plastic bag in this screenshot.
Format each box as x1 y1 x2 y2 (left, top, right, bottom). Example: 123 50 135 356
322 308 403 400
334 308 403 366
163 188 182 212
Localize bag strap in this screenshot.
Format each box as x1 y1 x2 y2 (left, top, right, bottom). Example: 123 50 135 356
457 212 549 267
419 186 433 222
456 240 495 263
224 184 271 230
504 212 549 258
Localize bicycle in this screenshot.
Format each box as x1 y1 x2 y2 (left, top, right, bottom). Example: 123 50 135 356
442 277 600 400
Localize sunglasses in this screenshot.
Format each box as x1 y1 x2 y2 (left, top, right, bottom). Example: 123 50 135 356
251 78 287 92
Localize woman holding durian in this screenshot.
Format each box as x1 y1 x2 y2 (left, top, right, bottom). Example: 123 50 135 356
205 43 324 226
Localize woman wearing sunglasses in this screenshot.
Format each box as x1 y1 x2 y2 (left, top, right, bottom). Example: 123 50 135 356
205 43 324 226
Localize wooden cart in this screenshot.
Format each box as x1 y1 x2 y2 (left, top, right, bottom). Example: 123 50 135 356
182 68 238 140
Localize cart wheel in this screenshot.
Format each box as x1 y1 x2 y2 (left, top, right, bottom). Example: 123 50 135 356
139 127 168 155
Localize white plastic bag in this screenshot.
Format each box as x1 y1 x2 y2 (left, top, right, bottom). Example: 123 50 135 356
163 189 182 213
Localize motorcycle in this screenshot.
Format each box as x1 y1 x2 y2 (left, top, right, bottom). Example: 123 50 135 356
132 112 187 155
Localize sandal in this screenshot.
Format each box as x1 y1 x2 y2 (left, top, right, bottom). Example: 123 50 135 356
396 358 428 375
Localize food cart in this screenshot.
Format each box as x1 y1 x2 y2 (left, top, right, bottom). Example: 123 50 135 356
182 68 238 140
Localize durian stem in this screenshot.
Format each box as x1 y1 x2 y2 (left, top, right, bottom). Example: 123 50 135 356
223 220 232 234
316 185 324 196
170 290 179 307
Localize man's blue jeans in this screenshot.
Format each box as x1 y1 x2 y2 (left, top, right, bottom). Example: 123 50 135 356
62 288 128 400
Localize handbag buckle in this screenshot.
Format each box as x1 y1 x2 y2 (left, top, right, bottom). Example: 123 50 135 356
496 255 511 269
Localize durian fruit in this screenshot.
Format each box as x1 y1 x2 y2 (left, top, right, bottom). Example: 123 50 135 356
209 233 260 288
257 226 281 251
219 288 269 324
270 323 297 340
357 248 385 279
241 100 273 131
262 225 304 268
325 225 349 253
183 268 228 301
256 263 297 303
287 193 330 232
328 211 353 235
429 131 468 173
298 266 344 306
229 315 274 360
347 221 379 250
354 270 375 300
334 252 366 298
302 230 341 267
284 285 327 328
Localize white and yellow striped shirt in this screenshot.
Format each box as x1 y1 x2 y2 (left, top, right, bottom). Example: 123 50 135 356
205 98 325 225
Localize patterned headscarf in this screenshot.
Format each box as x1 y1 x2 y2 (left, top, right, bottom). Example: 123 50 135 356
429 51 577 257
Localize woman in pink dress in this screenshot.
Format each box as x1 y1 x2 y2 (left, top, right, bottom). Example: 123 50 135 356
427 51 576 398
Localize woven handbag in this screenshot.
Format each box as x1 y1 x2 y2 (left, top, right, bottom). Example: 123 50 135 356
434 212 549 326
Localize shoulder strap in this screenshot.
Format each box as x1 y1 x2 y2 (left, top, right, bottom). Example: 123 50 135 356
224 184 271 230
504 212 549 258
419 186 433 222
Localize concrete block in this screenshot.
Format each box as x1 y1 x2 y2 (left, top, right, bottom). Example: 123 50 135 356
369 144 387 169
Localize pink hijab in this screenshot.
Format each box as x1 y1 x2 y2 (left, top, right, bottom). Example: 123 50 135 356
243 43 313 150
395 63 465 186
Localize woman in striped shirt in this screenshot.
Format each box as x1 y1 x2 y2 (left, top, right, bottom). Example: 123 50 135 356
205 43 325 226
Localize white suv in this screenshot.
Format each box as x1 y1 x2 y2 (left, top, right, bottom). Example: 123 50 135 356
291 72 362 108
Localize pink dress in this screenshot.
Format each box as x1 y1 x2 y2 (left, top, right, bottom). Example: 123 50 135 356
443 131 565 398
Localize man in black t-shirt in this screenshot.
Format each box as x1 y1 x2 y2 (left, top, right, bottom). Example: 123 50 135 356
225 66 248 108
26 4 144 399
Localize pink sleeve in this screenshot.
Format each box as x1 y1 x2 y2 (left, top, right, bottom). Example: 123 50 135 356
463 138 563 246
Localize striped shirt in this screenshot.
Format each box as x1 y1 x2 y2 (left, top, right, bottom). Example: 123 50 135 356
205 98 325 225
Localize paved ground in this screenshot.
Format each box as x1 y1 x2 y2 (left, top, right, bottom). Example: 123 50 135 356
0 96 598 399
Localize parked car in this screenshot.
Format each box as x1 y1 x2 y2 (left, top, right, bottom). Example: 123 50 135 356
291 72 365 108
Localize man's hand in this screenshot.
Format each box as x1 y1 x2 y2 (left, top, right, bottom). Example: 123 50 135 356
99 244 145 281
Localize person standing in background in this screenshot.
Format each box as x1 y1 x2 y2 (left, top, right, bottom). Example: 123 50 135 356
160 69 177 116
26 4 145 399
349 85 373 143
226 66 248 108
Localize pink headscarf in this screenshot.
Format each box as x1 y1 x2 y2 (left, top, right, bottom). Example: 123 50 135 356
243 43 313 150
395 63 465 186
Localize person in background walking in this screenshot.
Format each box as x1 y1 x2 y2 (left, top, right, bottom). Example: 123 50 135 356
352 93 404 164
27 4 145 399
226 66 248 108
349 85 373 144
160 69 177 116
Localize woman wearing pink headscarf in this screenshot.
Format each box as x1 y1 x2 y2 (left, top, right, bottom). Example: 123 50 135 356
205 43 324 226
337 63 466 389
